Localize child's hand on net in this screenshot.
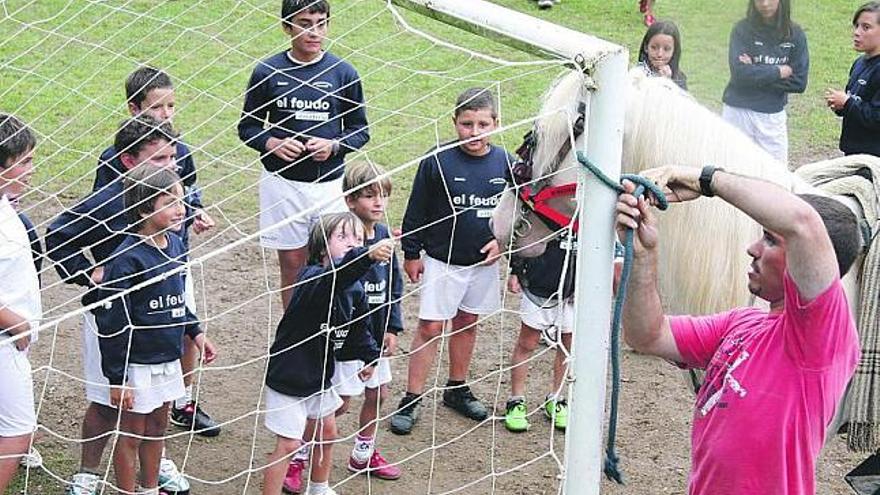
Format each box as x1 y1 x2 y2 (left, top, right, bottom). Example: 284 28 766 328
110 384 134 410
507 274 521 294
195 334 218 364
193 208 216 234
383 332 398 356
480 239 501 265
358 365 375 382
368 239 394 263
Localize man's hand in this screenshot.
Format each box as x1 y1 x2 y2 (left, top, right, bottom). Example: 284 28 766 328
305 138 336 162
383 332 398 357
110 384 134 410
404 258 423 283
91 266 104 285
192 209 216 234
358 365 375 382
738 53 753 64
266 137 305 162
480 239 501 265
194 333 217 364
778 64 793 79
641 165 702 204
507 274 522 294
825 89 849 112
369 239 394 263
616 180 660 255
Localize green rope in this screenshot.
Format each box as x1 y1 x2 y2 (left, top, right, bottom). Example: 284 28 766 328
576 151 668 484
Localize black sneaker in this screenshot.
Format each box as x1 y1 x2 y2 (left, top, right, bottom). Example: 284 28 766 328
389 394 421 435
442 385 488 421
171 401 221 437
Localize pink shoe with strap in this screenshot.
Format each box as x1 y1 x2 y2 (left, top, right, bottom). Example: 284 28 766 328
282 459 306 494
348 450 402 480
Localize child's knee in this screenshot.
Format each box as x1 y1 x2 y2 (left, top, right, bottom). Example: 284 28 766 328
417 320 444 340
364 386 383 406
274 436 301 456
318 416 337 441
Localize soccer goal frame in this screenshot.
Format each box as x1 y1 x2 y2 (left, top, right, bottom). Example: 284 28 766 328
390 1 629 493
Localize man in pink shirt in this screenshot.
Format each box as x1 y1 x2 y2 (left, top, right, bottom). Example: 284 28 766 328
616 165 862 495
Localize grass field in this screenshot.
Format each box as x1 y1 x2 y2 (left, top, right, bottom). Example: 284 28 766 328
1 0 869 493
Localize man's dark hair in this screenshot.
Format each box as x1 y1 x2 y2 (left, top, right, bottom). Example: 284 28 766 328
0 113 37 169
854 2 880 25
746 0 793 39
282 0 330 27
454 87 497 119
125 66 173 109
114 115 178 159
799 194 861 276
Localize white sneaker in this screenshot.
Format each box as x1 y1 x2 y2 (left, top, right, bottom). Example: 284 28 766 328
306 487 338 495
538 0 554 8
66 472 100 495
19 446 42 469
158 457 191 493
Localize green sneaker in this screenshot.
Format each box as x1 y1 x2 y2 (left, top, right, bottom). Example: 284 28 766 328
544 398 568 431
504 398 530 432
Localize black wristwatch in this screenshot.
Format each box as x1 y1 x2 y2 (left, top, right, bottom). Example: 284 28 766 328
699 166 723 197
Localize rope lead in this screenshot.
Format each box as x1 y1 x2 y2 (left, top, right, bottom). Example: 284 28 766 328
576 151 668 485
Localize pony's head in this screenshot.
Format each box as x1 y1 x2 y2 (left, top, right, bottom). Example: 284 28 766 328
491 69 587 258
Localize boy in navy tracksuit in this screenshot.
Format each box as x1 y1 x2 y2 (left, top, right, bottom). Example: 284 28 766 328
826 2 880 157
262 212 391 495
238 0 370 311
46 117 212 495
721 0 808 164
91 66 220 435
390 88 511 435
94 164 214 495
503 235 577 433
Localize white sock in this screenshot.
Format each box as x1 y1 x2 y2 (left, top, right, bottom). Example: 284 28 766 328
293 444 311 462
175 385 193 408
306 481 329 495
351 435 374 463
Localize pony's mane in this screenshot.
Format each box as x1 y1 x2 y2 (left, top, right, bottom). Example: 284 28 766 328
531 69 586 181
622 70 813 315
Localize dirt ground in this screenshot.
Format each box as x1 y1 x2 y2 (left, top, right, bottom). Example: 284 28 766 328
16 206 867 495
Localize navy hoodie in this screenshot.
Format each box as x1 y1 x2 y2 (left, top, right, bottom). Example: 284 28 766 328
836 54 880 156
94 234 201 385
362 223 404 343
265 247 380 398
401 144 510 266
238 51 370 182
45 180 133 306
723 19 809 113
18 212 42 276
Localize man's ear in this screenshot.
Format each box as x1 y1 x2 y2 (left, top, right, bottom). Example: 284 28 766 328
120 153 137 170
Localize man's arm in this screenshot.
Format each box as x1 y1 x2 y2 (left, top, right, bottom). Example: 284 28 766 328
615 182 681 362
646 166 839 301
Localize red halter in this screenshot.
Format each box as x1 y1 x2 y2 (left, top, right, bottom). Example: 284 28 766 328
517 183 579 233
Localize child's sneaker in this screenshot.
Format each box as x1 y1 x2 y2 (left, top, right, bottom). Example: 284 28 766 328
158 458 191 495
348 450 402 480
282 458 306 494
389 395 421 435
442 385 488 421
66 472 100 495
19 446 42 469
543 398 568 431
537 0 554 8
170 401 221 437
504 398 530 433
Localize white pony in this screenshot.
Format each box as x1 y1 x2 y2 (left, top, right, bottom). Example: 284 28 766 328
492 68 880 450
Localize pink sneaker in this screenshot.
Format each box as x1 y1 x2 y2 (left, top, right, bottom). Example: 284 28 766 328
282 459 306 494
347 450 402 480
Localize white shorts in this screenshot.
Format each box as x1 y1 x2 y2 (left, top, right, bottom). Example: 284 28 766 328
264 388 342 440
0 343 36 436
418 256 501 321
331 358 392 397
520 295 574 335
721 104 788 164
259 171 348 250
82 311 185 413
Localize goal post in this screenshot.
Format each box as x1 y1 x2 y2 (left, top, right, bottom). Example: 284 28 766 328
390 1 629 493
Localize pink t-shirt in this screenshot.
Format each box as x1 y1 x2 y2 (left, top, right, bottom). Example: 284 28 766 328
670 272 859 495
